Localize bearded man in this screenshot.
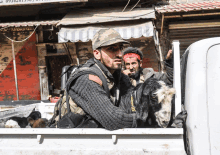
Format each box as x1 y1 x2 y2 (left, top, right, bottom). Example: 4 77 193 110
122 47 173 86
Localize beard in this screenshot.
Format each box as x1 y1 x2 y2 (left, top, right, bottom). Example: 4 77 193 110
102 59 122 70
100 54 122 71
129 67 143 80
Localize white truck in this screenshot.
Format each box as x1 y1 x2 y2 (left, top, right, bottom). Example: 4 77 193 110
182 37 220 155
0 37 220 155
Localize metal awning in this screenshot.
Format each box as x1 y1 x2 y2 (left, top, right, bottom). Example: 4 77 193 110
58 21 154 43
57 7 155 26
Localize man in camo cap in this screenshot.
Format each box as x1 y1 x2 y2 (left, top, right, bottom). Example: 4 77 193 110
92 28 129 50
68 28 142 130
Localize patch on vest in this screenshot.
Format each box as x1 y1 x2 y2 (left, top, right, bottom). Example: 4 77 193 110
89 74 102 86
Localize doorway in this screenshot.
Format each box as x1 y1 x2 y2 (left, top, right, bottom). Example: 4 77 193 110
45 55 71 96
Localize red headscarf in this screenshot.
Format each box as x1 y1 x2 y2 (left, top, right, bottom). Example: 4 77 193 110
123 53 141 61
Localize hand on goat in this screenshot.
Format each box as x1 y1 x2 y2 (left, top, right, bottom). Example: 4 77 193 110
171 110 187 128
166 49 173 60
135 99 149 122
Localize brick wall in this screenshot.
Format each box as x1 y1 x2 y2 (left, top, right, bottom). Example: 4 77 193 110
0 31 40 101
129 37 159 71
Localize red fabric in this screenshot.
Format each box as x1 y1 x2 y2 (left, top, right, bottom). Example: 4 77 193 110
123 53 141 61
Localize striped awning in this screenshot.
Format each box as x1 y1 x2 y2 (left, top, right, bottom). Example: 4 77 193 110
58 21 154 43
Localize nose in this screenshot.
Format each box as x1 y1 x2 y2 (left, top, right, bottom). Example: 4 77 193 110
115 50 122 58
162 121 169 126
129 64 133 70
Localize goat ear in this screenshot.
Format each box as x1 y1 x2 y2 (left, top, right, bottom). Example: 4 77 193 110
154 111 159 117
158 94 165 103
169 88 176 96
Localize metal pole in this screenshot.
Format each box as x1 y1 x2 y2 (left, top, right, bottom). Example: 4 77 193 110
11 41 19 101
172 40 181 116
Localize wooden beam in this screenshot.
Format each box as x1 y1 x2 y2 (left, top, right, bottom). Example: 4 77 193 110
161 13 164 35
38 26 44 43
165 12 220 19
169 21 220 29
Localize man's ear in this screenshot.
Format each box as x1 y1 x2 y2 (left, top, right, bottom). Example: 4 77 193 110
93 49 101 60
140 60 142 67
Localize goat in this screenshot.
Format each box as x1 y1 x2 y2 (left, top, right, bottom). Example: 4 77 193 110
5 117 28 128
120 78 175 128
5 111 42 128
28 118 48 128
27 111 41 120
5 119 21 128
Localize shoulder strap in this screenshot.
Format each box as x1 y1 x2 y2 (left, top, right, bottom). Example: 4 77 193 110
65 67 110 113
66 67 110 97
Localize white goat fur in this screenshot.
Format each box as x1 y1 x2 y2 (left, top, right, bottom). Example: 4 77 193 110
154 81 175 128
5 119 20 128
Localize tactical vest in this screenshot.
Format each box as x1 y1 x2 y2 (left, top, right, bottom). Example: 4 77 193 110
48 59 118 128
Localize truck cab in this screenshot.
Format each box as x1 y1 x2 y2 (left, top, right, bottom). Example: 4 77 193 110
182 37 220 155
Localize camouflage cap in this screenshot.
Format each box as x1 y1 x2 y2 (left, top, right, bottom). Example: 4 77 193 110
92 28 129 50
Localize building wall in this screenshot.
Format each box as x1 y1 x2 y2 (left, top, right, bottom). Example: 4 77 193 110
158 26 171 58
158 18 220 57
36 42 79 98
129 37 159 71
0 31 40 101
76 41 94 65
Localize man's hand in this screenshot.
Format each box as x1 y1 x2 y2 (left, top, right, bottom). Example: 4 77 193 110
171 110 187 128
166 49 173 60
122 69 132 76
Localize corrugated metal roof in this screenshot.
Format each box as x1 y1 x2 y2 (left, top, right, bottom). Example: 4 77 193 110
156 1 220 13
0 20 60 27
58 21 154 43
57 7 155 26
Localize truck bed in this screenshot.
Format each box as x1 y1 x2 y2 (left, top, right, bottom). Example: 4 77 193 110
0 103 185 155
0 128 185 155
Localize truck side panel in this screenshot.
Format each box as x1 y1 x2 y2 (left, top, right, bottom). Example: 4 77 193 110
0 128 185 155
184 37 220 155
